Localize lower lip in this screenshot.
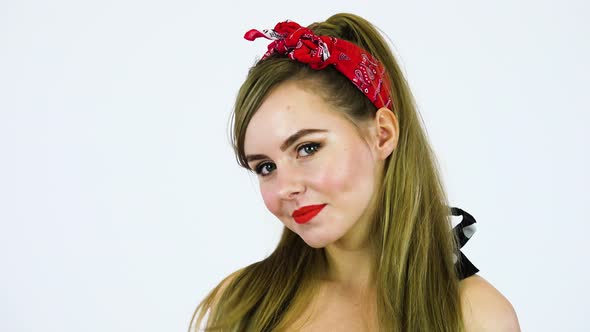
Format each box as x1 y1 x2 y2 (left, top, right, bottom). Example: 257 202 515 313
293 205 326 224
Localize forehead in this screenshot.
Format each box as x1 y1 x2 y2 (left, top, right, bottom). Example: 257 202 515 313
244 82 350 152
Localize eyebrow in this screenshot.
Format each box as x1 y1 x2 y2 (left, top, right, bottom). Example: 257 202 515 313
245 128 328 163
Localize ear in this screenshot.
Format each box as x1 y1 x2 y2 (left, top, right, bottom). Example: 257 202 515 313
373 107 399 160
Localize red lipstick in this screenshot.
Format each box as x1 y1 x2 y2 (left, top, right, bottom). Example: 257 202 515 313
292 204 327 224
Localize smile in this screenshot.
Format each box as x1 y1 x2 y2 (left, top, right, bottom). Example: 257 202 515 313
292 204 327 224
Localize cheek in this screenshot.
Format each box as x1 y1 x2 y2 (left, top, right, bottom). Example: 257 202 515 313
314 146 374 194
260 185 281 216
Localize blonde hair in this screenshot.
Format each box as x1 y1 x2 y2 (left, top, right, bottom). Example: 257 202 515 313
190 13 463 332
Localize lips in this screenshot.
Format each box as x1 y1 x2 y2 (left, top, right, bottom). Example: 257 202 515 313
292 204 327 224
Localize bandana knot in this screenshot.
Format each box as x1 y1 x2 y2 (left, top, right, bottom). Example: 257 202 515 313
245 20 335 69
244 20 393 109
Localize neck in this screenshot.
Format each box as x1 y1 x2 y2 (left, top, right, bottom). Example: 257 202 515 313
322 184 381 291
324 243 375 292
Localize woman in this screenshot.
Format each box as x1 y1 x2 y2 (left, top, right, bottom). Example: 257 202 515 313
190 13 520 332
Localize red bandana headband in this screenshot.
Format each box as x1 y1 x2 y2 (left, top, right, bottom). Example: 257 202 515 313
244 20 392 110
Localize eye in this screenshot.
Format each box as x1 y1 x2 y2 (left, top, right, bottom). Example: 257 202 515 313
254 162 276 176
253 142 322 177
297 142 321 157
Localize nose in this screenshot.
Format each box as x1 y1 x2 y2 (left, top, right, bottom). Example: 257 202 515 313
275 163 305 200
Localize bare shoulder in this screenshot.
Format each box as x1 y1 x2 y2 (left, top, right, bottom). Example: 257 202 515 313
459 274 521 332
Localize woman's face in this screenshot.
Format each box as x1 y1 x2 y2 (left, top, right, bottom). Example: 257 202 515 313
244 81 385 249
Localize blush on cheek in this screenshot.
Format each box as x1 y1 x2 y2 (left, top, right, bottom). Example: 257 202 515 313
260 189 281 217
320 150 366 194
314 166 345 194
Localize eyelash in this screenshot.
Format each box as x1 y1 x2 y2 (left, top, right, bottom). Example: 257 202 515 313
254 142 322 177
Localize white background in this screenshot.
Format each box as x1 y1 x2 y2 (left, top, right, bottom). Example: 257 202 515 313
1 1 588 331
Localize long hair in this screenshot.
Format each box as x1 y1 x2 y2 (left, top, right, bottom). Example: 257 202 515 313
190 13 463 332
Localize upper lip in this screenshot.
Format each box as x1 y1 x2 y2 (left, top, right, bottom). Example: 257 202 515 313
292 204 326 217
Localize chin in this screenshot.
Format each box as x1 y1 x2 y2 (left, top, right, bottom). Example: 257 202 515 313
298 233 339 249
302 240 328 249
305 241 328 249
